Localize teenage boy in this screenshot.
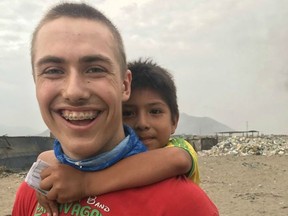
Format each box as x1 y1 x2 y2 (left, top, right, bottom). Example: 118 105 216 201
12 3 218 216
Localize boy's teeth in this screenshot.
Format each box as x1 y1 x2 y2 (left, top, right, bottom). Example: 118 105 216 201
62 111 97 120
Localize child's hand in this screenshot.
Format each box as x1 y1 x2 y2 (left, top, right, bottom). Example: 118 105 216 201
36 192 58 216
40 164 86 203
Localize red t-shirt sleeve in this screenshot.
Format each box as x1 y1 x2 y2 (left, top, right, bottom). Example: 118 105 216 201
12 181 38 216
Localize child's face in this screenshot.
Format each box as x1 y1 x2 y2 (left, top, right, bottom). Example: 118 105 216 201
123 88 177 150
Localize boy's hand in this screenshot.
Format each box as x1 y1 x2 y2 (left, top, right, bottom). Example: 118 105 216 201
36 192 58 216
40 164 86 203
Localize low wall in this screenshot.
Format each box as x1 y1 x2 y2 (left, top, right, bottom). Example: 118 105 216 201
180 135 218 152
0 136 54 171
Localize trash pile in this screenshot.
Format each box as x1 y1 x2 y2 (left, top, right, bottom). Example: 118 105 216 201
199 135 288 156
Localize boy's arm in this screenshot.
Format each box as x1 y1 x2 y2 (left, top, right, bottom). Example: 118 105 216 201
84 147 192 195
40 147 192 203
168 138 200 185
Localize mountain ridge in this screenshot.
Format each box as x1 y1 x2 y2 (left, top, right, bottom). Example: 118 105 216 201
175 113 233 135
0 113 233 136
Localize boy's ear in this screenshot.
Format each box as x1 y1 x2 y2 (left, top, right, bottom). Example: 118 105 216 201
122 69 132 102
171 115 179 135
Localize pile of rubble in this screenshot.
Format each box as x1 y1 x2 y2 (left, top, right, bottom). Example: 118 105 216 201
199 135 288 156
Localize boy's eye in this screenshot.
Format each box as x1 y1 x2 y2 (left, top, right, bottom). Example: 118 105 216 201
123 110 135 118
86 67 106 74
43 68 63 75
150 109 162 114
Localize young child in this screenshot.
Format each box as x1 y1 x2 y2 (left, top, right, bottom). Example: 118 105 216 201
38 58 200 215
123 58 200 184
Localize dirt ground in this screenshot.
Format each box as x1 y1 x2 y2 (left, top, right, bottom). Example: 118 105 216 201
1 155 287 216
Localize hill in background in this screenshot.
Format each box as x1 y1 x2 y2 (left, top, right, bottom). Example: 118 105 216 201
175 113 233 136
1 113 233 137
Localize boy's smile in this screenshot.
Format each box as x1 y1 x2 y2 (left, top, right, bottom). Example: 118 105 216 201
61 110 100 121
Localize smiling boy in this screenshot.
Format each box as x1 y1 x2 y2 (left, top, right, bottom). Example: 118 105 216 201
12 3 218 216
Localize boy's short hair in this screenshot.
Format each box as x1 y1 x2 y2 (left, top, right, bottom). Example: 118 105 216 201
31 2 127 74
128 58 179 123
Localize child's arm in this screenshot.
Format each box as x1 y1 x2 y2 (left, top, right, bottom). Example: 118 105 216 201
168 137 200 185
84 147 192 195
39 147 192 203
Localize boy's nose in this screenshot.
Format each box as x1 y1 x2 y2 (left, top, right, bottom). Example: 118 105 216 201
135 113 150 131
62 72 90 103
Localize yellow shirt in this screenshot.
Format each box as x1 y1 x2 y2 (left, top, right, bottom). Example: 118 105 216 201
166 137 200 185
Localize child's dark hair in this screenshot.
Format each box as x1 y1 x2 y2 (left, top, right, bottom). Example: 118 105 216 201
128 58 179 123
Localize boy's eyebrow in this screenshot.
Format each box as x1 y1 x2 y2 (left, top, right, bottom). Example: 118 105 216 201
147 102 167 107
124 101 166 107
35 54 113 67
80 54 113 65
36 56 64 67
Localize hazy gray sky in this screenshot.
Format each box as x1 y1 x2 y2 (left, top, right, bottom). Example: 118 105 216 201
0 0 287 135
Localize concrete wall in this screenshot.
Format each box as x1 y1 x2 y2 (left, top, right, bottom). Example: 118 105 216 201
0 136 54 171
184 136 218 151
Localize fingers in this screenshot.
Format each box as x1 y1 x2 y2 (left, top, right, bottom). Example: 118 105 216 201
47 200 59 216
46 187 74 204
46 186 59 201
40 174 53 191
40 166 52 179
36 192 51 214
39 164 84 204
36 192 59 216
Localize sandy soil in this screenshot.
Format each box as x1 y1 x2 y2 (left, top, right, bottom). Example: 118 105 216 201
1 155 288 216
199 155 288 216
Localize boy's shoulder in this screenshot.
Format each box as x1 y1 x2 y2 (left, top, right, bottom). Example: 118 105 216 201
38 150 58 165
168 137 189 146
